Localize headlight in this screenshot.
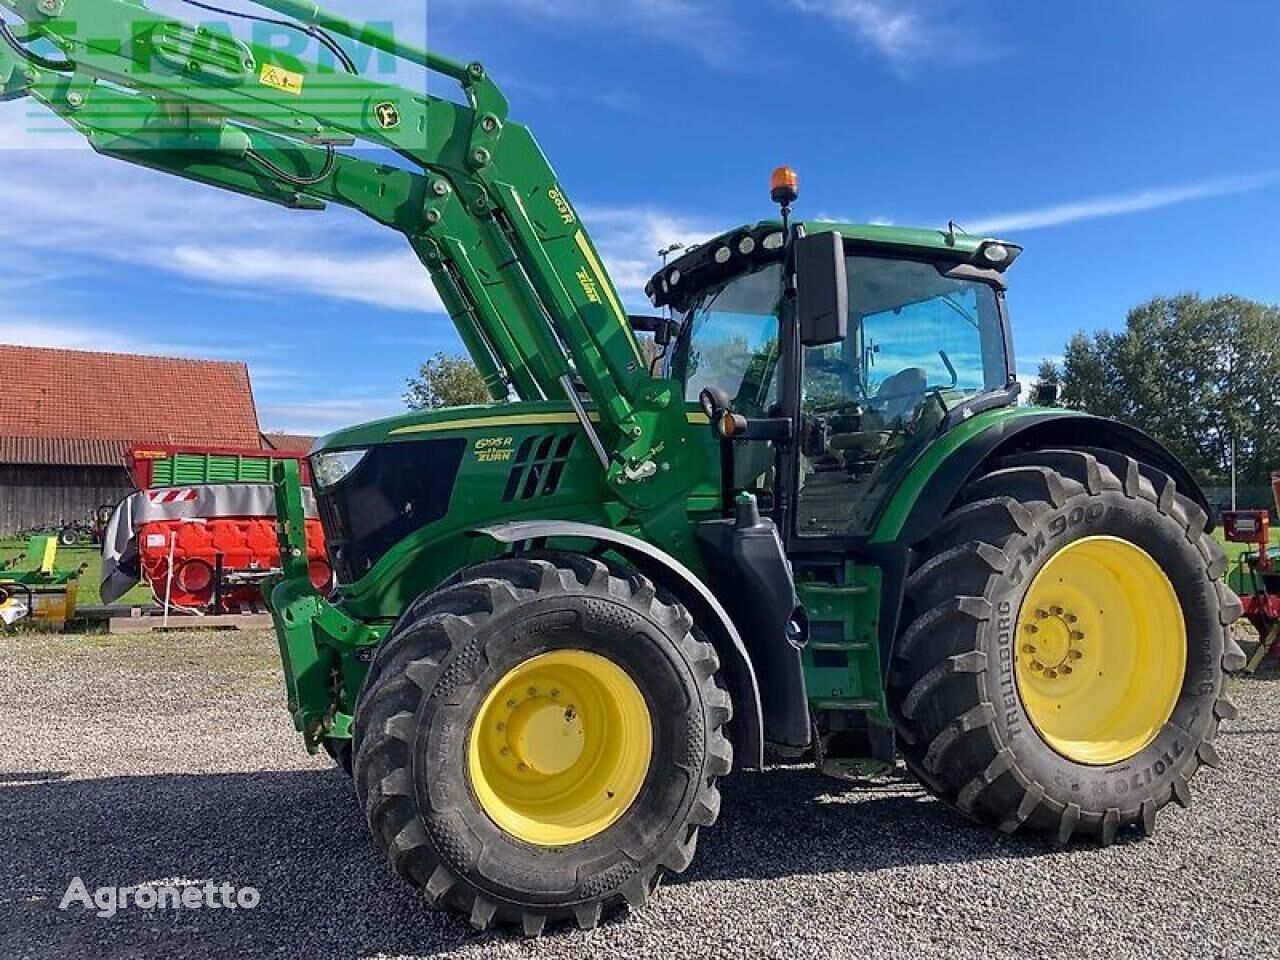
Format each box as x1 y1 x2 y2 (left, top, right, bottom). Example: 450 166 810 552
311 448 368 489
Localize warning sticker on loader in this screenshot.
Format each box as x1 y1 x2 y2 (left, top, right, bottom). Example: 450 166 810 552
259 63 305 95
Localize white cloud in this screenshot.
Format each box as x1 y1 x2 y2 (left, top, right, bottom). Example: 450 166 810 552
788 0 997 70
579 205 719 302
966 172 1280 235
791 0 923 61
169 245 439 313
257 395 405 435
0 144 441 313
0 318 254 360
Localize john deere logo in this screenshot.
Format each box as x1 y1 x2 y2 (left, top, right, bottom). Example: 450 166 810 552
374 102 401 130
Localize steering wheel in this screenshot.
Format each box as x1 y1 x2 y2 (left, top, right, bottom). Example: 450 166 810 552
810 398 865 415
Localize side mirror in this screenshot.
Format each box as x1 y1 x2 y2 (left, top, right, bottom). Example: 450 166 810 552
795 231 848 347
699 386 731 422
1034 382 1061 407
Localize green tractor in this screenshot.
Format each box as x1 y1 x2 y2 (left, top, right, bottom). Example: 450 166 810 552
2 0 1244 934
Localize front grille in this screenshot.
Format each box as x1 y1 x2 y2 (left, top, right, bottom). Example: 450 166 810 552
315 438 466 584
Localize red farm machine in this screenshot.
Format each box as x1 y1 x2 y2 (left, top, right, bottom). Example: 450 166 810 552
101 443 331 614
1223 471 1280 671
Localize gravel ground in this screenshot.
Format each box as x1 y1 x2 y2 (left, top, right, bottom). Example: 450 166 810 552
0 628 1276 960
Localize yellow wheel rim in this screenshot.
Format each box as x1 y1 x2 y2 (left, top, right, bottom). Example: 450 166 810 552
467 650 653 846
1014 536 1186 766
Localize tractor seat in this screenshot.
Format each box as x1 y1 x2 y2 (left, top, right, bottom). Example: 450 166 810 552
826 367 929 455
871 367 929 423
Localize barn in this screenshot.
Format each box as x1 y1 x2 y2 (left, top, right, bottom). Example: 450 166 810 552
0 345 310 538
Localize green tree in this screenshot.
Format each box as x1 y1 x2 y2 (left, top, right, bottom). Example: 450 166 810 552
1029 357 1063 405
1054 294 1280 486
404 352 496 410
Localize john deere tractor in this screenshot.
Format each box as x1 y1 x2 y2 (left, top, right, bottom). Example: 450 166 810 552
2 0 1244 934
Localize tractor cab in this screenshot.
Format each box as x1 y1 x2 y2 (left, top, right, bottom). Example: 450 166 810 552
650 216 1021 540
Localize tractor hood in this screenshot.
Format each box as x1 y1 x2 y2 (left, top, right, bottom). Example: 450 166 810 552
310 401 589 455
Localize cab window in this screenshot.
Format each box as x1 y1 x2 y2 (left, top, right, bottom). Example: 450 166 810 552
796 255 1009 537
672 263 782 417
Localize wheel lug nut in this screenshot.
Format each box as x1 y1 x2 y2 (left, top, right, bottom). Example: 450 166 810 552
1069 650 1083 660
1065 613 1078 623
506 699 517 709
1050 606 1064 616
1025 624 1039 635
1045 668 1058 679
551 688 560 698
1035 609 1049 620
528 687 538 697
1030 660 1044 672
1071 631 1084 641
516 762 528 773
1022 644 1037 654
1062 665 1073 675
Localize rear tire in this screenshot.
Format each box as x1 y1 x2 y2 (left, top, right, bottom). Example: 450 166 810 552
352 553 732 933
888 448 1244 843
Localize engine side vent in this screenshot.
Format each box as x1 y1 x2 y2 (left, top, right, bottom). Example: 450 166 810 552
502 434 577 502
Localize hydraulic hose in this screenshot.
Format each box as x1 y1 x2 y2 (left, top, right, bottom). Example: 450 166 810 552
0 16 74 72
176 0 359 74
245 143 336 186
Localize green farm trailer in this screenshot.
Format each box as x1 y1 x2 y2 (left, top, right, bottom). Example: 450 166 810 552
0 0 1245 934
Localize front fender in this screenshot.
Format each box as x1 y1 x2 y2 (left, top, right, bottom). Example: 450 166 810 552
475 520 765 770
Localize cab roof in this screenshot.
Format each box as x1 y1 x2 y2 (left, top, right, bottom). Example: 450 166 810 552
646 219 1019 311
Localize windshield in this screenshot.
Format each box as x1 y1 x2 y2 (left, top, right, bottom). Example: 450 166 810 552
671 262 782 417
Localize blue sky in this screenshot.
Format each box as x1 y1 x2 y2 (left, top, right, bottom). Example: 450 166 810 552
2 0 1279 433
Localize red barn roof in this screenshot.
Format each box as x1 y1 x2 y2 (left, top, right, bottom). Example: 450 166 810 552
261 432 318 453
0 345 262 466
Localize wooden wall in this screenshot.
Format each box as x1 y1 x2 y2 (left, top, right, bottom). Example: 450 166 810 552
0 465 133 538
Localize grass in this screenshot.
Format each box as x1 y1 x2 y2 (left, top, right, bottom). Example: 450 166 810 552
0 538 152 608
1213 526 1280 565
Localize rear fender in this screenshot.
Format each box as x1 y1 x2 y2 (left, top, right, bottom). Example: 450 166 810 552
871 411 1211 672
475 521 766 770
892 412 1210 547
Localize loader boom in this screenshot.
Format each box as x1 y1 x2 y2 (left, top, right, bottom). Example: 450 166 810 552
0 0 682 498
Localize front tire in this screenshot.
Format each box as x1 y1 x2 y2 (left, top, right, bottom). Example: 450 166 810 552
352 554 732 933
889 448 1244 844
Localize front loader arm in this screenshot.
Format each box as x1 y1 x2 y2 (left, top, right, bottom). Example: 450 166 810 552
0 0 691 507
